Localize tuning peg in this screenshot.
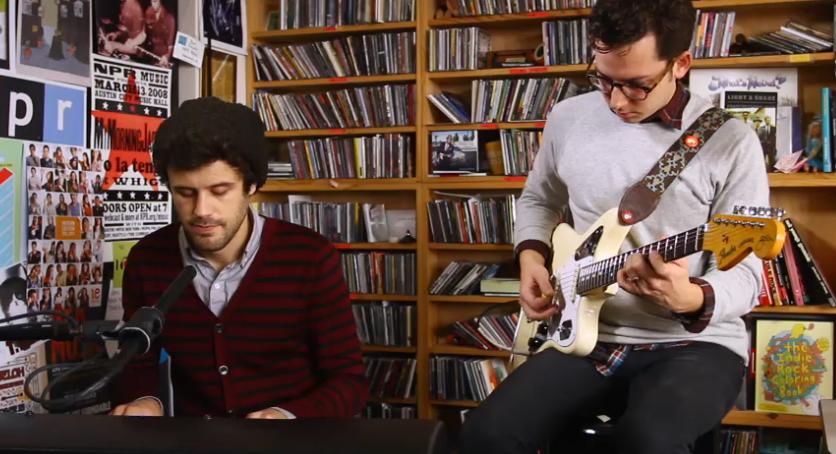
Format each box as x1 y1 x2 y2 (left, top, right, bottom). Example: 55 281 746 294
732 205 785 218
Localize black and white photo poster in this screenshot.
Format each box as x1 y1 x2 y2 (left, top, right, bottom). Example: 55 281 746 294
95 0 177 68
201 0 245 55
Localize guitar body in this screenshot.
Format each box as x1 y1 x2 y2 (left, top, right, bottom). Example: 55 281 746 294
508 206 786 371
510 208 631 369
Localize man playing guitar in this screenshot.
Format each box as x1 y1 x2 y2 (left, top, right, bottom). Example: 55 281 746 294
459 1 770 453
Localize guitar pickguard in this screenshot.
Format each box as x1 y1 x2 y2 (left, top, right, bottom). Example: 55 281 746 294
545 256 592 347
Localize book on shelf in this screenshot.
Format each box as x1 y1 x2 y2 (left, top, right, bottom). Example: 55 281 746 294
427 92 471 124
364 402 417 420
822 87 833 173
542 18 591 66
272 0 416 30
363 203 389 243
783 218 835 306
430 130 481 174
722 91 778 169
479 278 520 296
754 318 833 416
442 0 596 17
430 261 500 295
427 193 516 244
449 312 518 351
747 20 833 55
689 67 800 166
690 10 736 59
251 31 416 81
430 356 508 402
428 27 490 72
352 301 415 347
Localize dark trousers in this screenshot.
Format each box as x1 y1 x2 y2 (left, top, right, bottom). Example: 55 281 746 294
459 342 744 454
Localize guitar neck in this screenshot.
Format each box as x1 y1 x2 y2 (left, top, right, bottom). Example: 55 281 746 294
576 224 707 294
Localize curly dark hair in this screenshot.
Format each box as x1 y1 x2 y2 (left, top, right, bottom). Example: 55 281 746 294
589 0 696 61
152 97 269 190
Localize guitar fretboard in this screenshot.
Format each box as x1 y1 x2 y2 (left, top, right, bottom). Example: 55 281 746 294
576 224 708 294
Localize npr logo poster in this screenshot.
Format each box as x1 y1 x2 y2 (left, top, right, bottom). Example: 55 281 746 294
0 75 87 147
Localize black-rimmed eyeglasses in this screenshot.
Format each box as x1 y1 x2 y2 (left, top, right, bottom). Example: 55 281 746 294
584 59 674 101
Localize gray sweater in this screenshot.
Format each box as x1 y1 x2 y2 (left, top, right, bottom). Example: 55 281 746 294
514 90 770 362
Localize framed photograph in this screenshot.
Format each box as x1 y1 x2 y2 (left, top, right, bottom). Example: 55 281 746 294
201 49 236 103
431 130 481 174
201 0 246 56
0 0 9 69
16 0 91 86
94 0 177 68
754 316 834 416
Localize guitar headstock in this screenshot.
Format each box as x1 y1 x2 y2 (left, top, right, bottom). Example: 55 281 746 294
704 206 787 270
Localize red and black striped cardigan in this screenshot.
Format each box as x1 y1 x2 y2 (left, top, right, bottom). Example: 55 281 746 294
111 218 369 418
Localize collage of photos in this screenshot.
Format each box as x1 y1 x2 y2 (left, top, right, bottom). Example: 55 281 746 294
24 142 106 341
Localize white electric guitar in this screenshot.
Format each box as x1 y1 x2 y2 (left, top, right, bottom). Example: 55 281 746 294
509 205 786 370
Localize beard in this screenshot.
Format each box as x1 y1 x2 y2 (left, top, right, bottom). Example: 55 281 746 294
184 204 249 256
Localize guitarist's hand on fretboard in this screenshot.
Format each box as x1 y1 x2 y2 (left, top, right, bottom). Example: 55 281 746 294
518 250 557 320
616 252 704 314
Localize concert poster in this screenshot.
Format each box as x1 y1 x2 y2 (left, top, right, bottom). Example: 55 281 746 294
91 55 171 242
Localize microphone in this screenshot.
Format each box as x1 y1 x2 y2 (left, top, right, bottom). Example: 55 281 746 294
116 265 197 357
21 266 197 412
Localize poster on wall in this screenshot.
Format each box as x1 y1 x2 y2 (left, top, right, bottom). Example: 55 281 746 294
0 342 47 413
23 141 105 335
0 73 88 146
0 0 9 69
94 0 177 68
201 0 245 55
91 55 171 241
15 0 91 86
0 139 23 267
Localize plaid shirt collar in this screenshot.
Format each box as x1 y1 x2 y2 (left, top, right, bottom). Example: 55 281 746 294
641 81 690 129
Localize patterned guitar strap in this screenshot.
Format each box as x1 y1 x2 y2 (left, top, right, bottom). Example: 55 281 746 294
618 107 733 225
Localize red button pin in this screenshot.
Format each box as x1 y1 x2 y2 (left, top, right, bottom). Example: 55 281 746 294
684 135 700 148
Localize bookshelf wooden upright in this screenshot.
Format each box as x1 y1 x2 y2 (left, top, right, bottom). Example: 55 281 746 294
246 0 836 436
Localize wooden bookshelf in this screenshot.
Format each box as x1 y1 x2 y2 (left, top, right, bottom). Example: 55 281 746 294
430 345 510 357
248 0 836 431
691 0 831 9
425 177 527 189
429 9 591 27
264 126 417 139
368 396 419 405
767 172 836 187
691 52 835 69
361 345 418 354
722 410 822 430
349 294 418 302
430 399 481 408
427 64 588 80
333 242 418 251
260 178 419 192
428 243 515 251
426 121 545 131
427 295 517 304
252 74 417 89
252 21 418 42
752 305 836 315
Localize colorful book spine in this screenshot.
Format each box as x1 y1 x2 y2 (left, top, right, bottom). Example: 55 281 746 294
821 87 832 172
